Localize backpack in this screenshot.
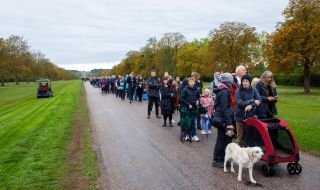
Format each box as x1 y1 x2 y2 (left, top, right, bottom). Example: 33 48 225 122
118 81 125 90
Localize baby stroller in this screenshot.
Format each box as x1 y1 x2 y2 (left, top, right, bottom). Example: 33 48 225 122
243 117 302 177
179 106 197 143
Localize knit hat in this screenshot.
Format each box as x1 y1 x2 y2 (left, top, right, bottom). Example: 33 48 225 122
220 73 234 84
241 74 252 83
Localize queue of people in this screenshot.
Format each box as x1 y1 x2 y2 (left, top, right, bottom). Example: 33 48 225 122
88 74 147 102
85 65 279 170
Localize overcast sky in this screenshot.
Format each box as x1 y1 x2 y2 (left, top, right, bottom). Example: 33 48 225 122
0 0 289 71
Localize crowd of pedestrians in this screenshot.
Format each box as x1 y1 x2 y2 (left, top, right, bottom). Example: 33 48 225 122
85 65 279 169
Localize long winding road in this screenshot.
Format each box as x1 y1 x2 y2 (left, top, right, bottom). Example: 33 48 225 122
85 82 320 190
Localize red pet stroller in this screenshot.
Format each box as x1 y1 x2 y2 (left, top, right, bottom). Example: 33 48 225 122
243 117 302 177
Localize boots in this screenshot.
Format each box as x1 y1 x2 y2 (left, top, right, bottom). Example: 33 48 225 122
162 116 167 127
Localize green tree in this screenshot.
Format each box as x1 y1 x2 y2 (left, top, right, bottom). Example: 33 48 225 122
176 38 209 78
157 33 187 76
5 35 30 85
208 21 260 72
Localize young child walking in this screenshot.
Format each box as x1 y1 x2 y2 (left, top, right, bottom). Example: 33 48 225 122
199 89 214 135
179 76 201 142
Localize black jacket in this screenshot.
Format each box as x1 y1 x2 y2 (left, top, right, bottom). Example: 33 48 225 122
213 83 233 126
181 79 203 95
234 86 261 122
160 85 175 111
179 85 200 111
126 76 136 88
136 79 144 89
147 77 161 98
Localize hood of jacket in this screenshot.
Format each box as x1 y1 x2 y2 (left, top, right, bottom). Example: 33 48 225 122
212 82 231 94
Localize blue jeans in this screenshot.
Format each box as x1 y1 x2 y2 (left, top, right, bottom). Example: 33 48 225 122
184 109 197 137
201 114 211 133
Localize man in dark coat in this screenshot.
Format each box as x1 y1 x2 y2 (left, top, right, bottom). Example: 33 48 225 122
147 71 161 119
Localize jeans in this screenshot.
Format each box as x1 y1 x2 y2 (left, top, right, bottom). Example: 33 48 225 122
201 114 211 133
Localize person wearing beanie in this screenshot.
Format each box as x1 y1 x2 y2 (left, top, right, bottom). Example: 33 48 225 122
212 72 235 168
234 74 261 146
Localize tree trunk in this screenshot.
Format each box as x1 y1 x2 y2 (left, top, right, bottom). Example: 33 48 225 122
304 60 311 94
15 75 19 85
0 77 4 86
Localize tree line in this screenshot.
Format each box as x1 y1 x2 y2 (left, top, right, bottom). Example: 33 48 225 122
101 0 319 93
0 35 77 86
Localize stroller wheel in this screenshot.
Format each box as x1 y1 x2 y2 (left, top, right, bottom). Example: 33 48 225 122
294 163 302 175
287 163 296 175
262 164 274 177
269 166 276 176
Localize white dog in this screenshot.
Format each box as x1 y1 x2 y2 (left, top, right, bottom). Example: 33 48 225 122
224 143 264 184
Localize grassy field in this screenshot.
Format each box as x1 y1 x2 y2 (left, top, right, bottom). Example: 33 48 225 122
203 83 320 157
276 85 320 157
0 81 98 189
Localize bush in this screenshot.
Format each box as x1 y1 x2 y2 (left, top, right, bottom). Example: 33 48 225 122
274 74 320 87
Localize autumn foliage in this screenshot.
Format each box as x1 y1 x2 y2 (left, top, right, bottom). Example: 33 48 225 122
0 35 77 86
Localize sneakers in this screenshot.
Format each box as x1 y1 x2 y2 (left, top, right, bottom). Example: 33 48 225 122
185 135 189 141
156 115 161 119
192 135 200 142
201 130 208 135
208 130 212 134
147 115 150 119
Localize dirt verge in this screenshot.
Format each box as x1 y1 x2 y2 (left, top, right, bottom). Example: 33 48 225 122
64 89 89 189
